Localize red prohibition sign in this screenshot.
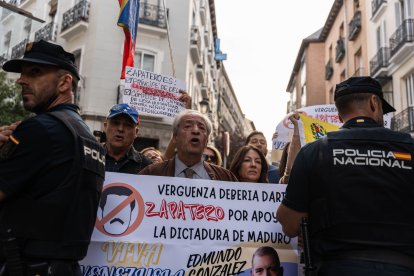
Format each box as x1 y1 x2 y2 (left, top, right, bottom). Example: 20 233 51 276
96 183 145 237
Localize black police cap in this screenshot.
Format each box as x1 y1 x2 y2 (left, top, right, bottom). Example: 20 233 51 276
2 40 80 80
334 76 395 114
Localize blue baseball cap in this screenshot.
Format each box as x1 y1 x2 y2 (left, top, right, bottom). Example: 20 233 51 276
107 103 140 125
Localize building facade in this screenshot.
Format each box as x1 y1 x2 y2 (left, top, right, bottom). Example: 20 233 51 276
286 0 414 136
0 0 253 152
368 0 414 134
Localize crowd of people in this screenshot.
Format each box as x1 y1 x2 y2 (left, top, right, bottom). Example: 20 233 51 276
1 40 413 275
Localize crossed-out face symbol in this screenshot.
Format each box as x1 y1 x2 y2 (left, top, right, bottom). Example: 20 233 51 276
96 183 145 237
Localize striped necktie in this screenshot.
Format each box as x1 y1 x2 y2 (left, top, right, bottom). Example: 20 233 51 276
184 168 195 178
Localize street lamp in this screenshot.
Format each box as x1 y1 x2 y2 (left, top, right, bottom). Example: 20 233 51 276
199 98 209 114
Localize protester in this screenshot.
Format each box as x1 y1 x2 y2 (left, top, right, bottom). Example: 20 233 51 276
279 113 300 184
104 103 152 174
277 76 414 275
0 40 105 275
251 246 283 276
246 131 279 183
139 109 237 181
141 147 164 163
229 145 268 183
203 145 223 166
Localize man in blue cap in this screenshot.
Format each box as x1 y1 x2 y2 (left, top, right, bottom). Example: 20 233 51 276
104 103 152 174
277 76 414 275
0 40 105 275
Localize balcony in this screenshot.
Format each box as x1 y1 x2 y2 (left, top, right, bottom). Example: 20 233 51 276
391 106 414 133
371 0 387 21
335 38 346 63
370 47 390 77
348 10 361 41
190 25 201 64
11 38 28 59
195 64 205 83
60 0 90 40
389 19 414 64
140 2 167 29
325 59 333 80
34 22 57 42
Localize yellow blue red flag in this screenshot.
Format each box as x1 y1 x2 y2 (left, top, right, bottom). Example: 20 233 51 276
299 114 340 145
117 0 140 79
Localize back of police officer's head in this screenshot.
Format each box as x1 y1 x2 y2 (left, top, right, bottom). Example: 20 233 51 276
334 76 395 125
251 246 283 276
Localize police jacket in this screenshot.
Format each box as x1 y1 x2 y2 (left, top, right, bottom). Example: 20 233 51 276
0 104 105 260
283 117 414 256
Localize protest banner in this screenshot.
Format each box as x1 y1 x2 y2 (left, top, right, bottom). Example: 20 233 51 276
123 66 186 118
271 104 392 162
80 173 300 276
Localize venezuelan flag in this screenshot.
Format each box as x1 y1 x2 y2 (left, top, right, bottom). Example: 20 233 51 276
117 0 140 79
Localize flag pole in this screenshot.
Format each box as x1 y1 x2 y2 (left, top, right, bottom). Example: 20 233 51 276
162 0 176 78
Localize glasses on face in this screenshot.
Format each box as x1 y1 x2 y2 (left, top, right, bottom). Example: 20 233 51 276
202 154 217 162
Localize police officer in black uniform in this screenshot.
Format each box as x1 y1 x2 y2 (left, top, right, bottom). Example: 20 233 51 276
0 40 105 275
277 76 414 275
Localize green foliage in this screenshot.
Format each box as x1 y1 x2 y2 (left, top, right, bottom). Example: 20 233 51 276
0 71 32 125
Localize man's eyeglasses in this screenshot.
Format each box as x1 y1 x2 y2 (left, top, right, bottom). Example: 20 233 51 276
202 154 217 162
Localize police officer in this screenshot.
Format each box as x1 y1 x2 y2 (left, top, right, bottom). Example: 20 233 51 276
0 40 105 275
276 76 414 275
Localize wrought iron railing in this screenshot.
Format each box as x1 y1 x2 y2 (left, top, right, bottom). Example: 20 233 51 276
348 10 361 40
390 19 414 57
391 106 414 133
139 2 167 28
11 38 28 59
370 47 390 76
371 0 387 17
35 22 57 42
335 38 345 63
61 0 90 32
325 59 333 80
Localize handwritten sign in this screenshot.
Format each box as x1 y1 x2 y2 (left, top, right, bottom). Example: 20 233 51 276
123 67 186 118
80 173 300 276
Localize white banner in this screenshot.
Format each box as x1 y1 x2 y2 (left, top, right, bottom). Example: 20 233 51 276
123 67 186 118
80 173 300 276
272 104 392 151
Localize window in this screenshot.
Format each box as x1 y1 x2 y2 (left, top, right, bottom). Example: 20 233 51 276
340 70 346 82
406 73 414 107
301 84 307 107
23 19 31 39
354 0 360 11
339 23 344 38
135 50 155 72
49 0 58 17
3 31 11 54
354 49 363 76
329 87 334 104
